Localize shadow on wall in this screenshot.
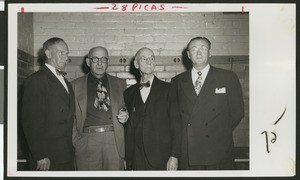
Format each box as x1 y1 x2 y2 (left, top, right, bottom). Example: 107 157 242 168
81 55 90 74
181 47 192 71
36 48 46 66
128 57 141 82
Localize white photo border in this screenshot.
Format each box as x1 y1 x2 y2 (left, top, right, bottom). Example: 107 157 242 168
7 3 296 177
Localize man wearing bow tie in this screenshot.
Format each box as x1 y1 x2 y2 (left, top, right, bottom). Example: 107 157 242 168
124 47 182 170
71 46 128 170
22 37 75 170
171 37 244 170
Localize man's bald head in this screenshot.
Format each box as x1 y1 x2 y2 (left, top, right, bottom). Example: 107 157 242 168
135 47 154 60
88 46 108 57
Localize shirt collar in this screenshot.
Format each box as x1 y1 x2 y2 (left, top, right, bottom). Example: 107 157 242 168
140 75 155 87
88 73 108 83
192 64 210 77
45 63 61 77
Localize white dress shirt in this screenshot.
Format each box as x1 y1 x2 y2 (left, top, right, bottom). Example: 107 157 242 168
140 75 154 103
45 63 69 93
191 64 210 87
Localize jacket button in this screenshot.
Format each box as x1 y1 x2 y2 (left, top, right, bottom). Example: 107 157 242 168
205 135 209 138
181 110 184 113
212 108 215 111
60 108 64 112
205 122 208 126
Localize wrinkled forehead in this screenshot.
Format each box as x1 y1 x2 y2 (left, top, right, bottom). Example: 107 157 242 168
137 48 154 58
89 48 108 57
50 41 69 52
188 39 210 49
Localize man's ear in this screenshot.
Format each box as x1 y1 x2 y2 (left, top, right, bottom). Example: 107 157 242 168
45 49 51 59
187 50 191 59
208 50 212 57
133 59 139 69
85 58 91 67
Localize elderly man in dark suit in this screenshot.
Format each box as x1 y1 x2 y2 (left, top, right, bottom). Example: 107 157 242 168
71 46 128 170
124 47 181 170
171 37 244 170
22 37 75 171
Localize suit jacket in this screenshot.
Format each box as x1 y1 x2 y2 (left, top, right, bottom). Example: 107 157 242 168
71 73 127 158
124 76 182 169
22 66 75 164
171 65 244 165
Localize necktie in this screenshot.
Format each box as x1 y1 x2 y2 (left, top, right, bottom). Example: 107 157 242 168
56 69 67 77
139 81 151 90
94 81 110 111
194 71 202 95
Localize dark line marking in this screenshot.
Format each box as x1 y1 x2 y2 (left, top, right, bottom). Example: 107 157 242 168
172 6 188 9
94 7 110 10
274 106 287 125
21 7 24 13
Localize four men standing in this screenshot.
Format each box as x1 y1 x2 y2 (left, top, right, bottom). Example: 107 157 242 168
21 36 244 171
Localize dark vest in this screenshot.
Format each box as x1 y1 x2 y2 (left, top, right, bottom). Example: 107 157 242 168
133 92 147 149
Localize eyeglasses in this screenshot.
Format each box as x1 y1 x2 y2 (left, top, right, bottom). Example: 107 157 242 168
88 56 108 64
139 56 155 63
189 45 209 53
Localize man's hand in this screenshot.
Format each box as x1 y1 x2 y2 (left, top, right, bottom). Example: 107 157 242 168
166 156 178 170
117 107 129 124
36 157 50 171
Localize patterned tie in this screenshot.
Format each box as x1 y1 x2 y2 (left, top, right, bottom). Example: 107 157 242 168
194 71 202 95
94 81 110 111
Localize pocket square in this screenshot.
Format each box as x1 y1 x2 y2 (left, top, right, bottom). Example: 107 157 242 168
215 87 226 94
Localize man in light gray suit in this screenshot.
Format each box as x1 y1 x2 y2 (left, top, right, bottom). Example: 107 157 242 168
71 46 128 170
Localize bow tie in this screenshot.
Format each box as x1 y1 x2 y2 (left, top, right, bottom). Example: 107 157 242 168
56 69 67 77
139 81 150 90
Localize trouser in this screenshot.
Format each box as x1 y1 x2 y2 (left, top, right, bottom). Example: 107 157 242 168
75 131 124 170
179 133 235 170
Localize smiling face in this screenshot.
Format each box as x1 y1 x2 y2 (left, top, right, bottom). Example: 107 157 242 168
187 38 211 68
45 41 69 70
134 48 156 76
86 47 109 79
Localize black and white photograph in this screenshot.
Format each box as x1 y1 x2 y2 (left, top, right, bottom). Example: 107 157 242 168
6 2 295 178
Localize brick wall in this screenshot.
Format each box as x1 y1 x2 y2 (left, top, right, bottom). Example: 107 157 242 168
19 12 249 147
18 13 34 86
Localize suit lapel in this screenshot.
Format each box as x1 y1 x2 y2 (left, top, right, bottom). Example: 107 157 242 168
44 66 70 106
66 80 75 120
76 75 88 131
189 66 218 120
181 70 198 103
107 74 121 119
196 66 217 105
145 76 162 106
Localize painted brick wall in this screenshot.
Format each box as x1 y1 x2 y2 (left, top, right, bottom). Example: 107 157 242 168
19 12 249 148
33 12 249 57
18 13 34 86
